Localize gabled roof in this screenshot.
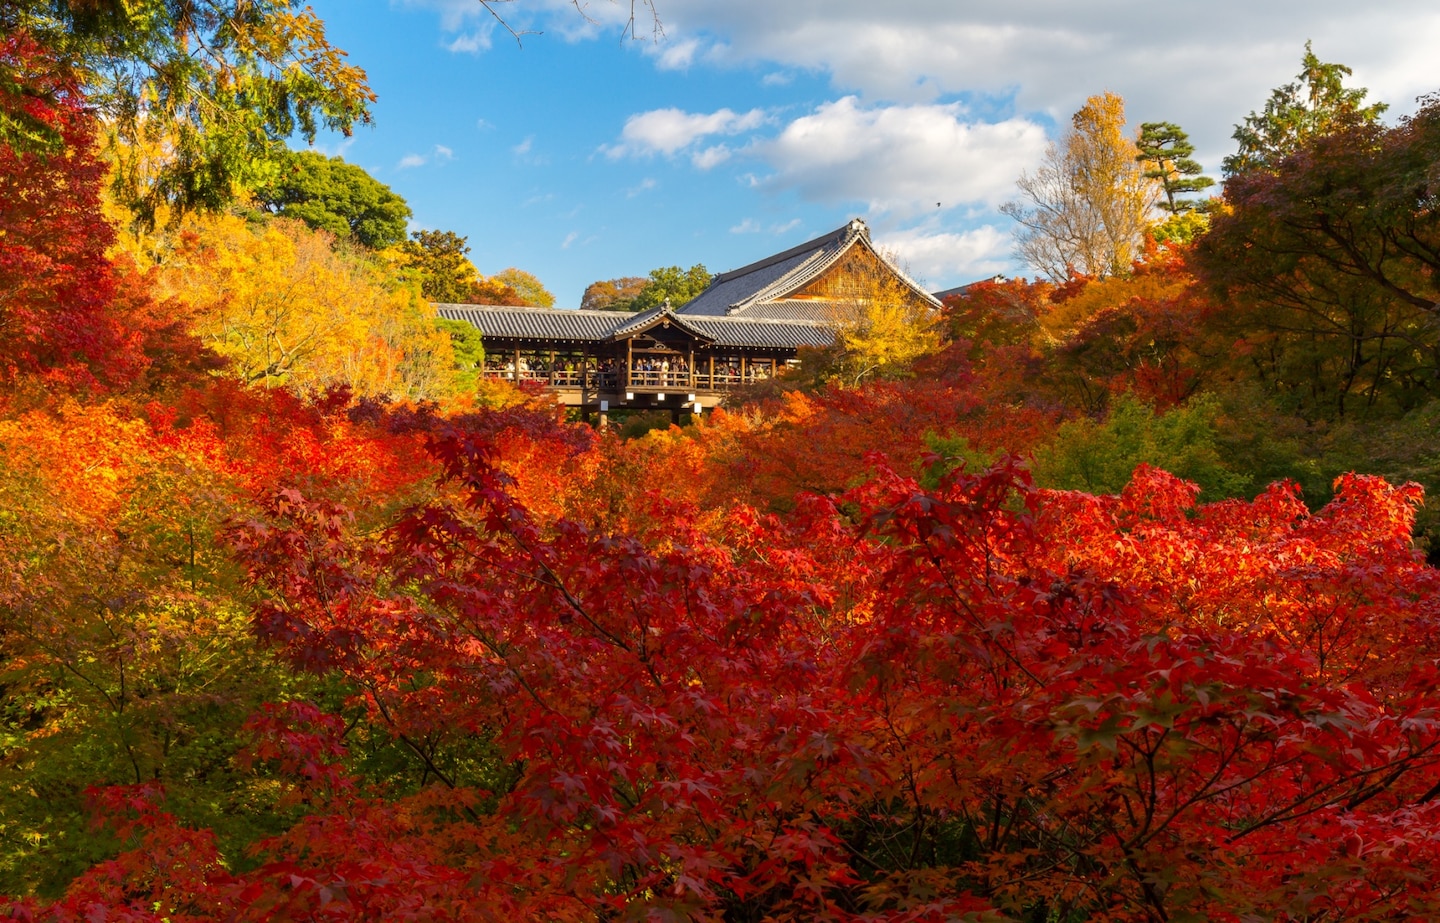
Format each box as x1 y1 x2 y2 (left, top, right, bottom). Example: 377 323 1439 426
610 306 716 343
677 218 943 319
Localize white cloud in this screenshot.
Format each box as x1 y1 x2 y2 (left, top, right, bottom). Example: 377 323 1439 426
752 97 1047 216
691 144 732 170
396 144 456 170
654 37 703 70
562 231 579 249
405 1 1440 168
605 107 767 159
630 0 1440 173
626 177 658 197
405 0 634 50
761 72 793 87
512 136 548 165
399 0 485 32
446 30 492 53
731 217 803 235
875 224 1012 287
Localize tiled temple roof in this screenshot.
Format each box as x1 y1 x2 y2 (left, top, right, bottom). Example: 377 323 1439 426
436 304 833 351
435 305 622 342
677 219 942 320
682 316 834 349
435 219 938 353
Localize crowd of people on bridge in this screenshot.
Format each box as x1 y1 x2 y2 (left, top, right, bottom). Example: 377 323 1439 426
482 353 774 388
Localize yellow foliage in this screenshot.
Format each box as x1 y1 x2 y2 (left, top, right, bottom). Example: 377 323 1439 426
808 248 939 384
1005 92 1160 281
136 213 456 400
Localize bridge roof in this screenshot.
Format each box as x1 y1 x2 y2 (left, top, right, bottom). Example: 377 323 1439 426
436 304 834 351
436 305 622 343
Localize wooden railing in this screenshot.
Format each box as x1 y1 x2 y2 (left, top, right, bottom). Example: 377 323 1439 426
482 368 773 391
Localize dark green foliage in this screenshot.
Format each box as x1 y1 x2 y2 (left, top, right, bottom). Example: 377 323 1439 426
616 409 684 439
632 264 713 311
1223 41 1386 176
1135 121 1214 216
401 229 480 304
1198 94 1440 419
254 150 411 250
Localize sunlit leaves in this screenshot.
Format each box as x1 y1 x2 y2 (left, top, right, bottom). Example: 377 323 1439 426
3 0 375 222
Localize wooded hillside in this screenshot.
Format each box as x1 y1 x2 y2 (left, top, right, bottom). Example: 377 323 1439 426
2 17 1440 922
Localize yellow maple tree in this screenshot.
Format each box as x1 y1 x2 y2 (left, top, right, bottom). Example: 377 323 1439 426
136 213 456 400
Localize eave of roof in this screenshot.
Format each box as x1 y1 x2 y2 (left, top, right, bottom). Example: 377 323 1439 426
435 304 622 342
932 275 1007 301
682 316 834 349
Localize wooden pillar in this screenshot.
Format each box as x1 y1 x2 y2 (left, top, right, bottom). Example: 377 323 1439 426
513 347 521 381
707 354 714 390
579 347 588 420
548 349 556 386
741 355 748 383
687 347 695 389
625 339 633 392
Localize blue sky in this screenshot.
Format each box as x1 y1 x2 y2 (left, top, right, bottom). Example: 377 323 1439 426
303 0 1440 306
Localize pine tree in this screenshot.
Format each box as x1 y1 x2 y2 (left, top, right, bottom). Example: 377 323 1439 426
1223 41 1387 176
1136 122 1214 215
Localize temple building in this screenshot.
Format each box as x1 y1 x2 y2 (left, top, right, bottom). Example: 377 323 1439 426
436 218 940 417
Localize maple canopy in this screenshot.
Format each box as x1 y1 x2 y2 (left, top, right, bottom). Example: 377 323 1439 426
4 20 1440 923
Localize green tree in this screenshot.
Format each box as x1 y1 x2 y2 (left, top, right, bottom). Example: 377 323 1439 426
632 264 713 311
1002 92 1159 280
1136 122 1214 216
1197 94 1440 419
401 230 483 304
1222 41 1387 176
1 0 375 223
1032 393 1252 499
253 150 412 249
437 317 486 392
